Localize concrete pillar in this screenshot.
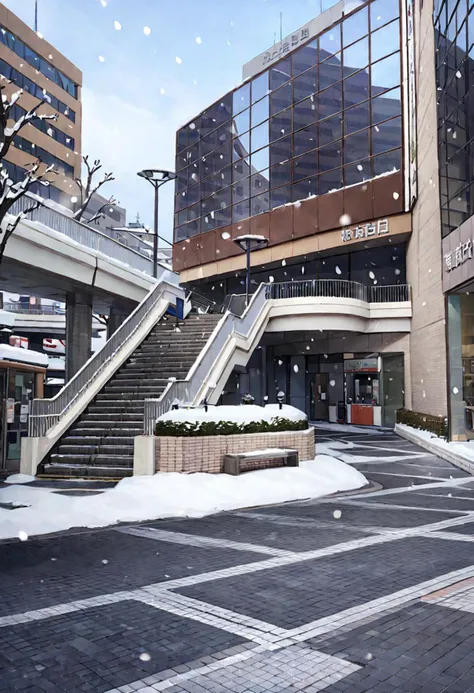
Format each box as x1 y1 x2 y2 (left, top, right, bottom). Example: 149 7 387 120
66 290 93 381
107 306 129 340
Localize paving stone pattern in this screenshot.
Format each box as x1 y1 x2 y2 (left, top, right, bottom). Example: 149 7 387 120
2 426 474 692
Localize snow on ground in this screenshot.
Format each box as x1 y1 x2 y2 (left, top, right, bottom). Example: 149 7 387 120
4 473 36 485
158 404 307 424
397 423 474 462
313 422 384 435
0 456 367 540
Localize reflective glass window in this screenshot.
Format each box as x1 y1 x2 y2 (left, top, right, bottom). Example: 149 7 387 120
215 206 232 228
293 95 317 129
319 114 343 145
294 124 318 156
177 150 189 170
270 159 292 188
293 40 318 75
270 107 292 142
271 185 292 209
372 147 402 175
217 123 232 146
218 165 233 189
177 129 188 153
344 101 370 134
371 87 401 124
319 27 341 58
252 72 269 104
252 96 269 127
176 170 187 192
215 96 232 126
344 69 369 106
294 68 318 103
344 128 370 163
344 158 371 185
271 82 293 115
343 6 369 47
319 168 344 195
251 146 270 172
270 135 292 165
232 176 250 202
371 20 400 64
292 176 318 200
188 165 199 186
234 83 250 113
293 149 318 182
270 57 292 90
233 199 250 222
319 56 342 90
319 83 343 118
371 52 401 96
251 192 270 216
370 0 400 30
188 203 200 221
343 37 369 76
200 177 217 199
233 109 250 137
24 44 40 69
372 116 402 154
319 140 342 172
187 184 200 206
251 121 269 152
251 169 270 196
233 132 250 160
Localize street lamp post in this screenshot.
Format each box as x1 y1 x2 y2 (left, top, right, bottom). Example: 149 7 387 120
137 169 176 279
232 234 269 306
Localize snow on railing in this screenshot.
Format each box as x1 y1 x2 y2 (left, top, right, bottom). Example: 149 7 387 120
9 194 157 276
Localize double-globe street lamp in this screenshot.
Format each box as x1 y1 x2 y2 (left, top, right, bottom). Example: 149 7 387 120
137 169 176 279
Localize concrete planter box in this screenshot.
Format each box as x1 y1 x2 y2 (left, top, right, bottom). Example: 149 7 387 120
155 427 315 474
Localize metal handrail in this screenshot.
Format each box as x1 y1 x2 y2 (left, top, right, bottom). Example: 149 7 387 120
9 194 161 276
29 273 181 437
143 284 268 434
267 279 369 301
370 284 411 303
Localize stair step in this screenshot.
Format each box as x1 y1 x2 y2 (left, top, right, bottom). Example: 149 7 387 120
58 445 134 455
82 413 143 422
61 436 135 446
75 420 142 429
43 463 133 478
69 427 142 436
50 454 133 466
96 393 151 400
88 404 145 413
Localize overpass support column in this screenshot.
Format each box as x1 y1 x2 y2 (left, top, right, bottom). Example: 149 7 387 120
107 306 129 340
66 290 93 381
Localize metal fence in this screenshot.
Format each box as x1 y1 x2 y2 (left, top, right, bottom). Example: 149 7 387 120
369 284 411 303
266 279 369 301
29 278 180 437
9 195 157 276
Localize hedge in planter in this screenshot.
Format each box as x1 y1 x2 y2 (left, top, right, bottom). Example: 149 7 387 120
155 416 309 438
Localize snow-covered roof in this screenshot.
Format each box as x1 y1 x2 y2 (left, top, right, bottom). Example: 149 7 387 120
0 345 48 367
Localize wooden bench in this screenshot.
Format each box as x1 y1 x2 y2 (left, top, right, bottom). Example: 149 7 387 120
223 449 299 476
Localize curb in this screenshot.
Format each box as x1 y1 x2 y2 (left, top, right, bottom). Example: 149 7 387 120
395 424 474 476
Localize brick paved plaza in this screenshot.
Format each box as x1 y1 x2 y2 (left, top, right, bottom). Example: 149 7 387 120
3 428 474 692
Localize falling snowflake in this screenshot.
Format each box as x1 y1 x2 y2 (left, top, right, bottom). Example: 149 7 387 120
143 26 152 35
294 200 302 208
282 259 286 266
176 56 182 64
365 653 373 661
48 53 53 59
102 559 109 564
98 55 105 62
333 509 342 519
269 275 274 282
452 386 459 394
196 36 202 44
160 87 165 95
114 20 122 30
306 346 310 350
100 0 107 5
278 359 283 366
394 268 401 275
293 364 299 373
393 192 400 200
139 653 151 662
71 196 78 203
335 266 342 275
456 70 462 78
339 214 351 226
324 354 328 358
36 31 44 38
369 271 375 279
18 530 28 542
357 164 363 171
329 380 335 387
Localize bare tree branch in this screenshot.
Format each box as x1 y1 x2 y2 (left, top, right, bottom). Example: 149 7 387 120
86 195 118 224
73 155 115 222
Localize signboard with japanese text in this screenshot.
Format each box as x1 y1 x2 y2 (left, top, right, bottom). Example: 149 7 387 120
261 27 311 68
340 219 389 244
442 216 474 293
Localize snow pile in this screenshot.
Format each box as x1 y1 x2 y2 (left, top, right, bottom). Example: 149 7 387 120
158 404 307 424
0 456 367 540
4 473 36 485
397 423 474 462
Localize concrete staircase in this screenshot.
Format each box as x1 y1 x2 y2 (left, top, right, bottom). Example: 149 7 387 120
41 314 220 478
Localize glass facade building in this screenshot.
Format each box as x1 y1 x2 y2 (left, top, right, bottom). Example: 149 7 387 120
435 0 474 238
175 0 403 243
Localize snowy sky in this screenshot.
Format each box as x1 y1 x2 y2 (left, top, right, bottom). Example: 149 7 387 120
1 0 335 242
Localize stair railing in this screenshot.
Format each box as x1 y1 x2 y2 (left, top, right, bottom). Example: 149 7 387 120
29 272 183 437
143 283 268 434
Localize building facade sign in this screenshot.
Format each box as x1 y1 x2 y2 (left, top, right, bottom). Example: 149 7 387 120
442 216 474 293
262 27 311 67
344 358 379 373
341 219 389 243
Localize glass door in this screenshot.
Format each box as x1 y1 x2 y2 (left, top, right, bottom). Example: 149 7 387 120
311 374 329 420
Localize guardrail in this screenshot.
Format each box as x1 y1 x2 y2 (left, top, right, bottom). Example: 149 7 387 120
370 284 411 303
143 283 268 434
266 280 410 303
9 194 157 276
4 304 65 315
29 276 179 437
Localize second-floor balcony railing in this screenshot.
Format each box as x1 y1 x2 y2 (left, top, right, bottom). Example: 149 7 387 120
266 280 411 303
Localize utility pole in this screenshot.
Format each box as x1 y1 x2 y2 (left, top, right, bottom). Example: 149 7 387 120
34 0 38 32
279 11 283 41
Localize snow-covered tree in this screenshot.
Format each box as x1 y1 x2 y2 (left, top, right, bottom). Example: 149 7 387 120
0 82 58 264
73 155 117 224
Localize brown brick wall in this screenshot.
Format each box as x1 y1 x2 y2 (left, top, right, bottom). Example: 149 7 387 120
155 427 315 473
